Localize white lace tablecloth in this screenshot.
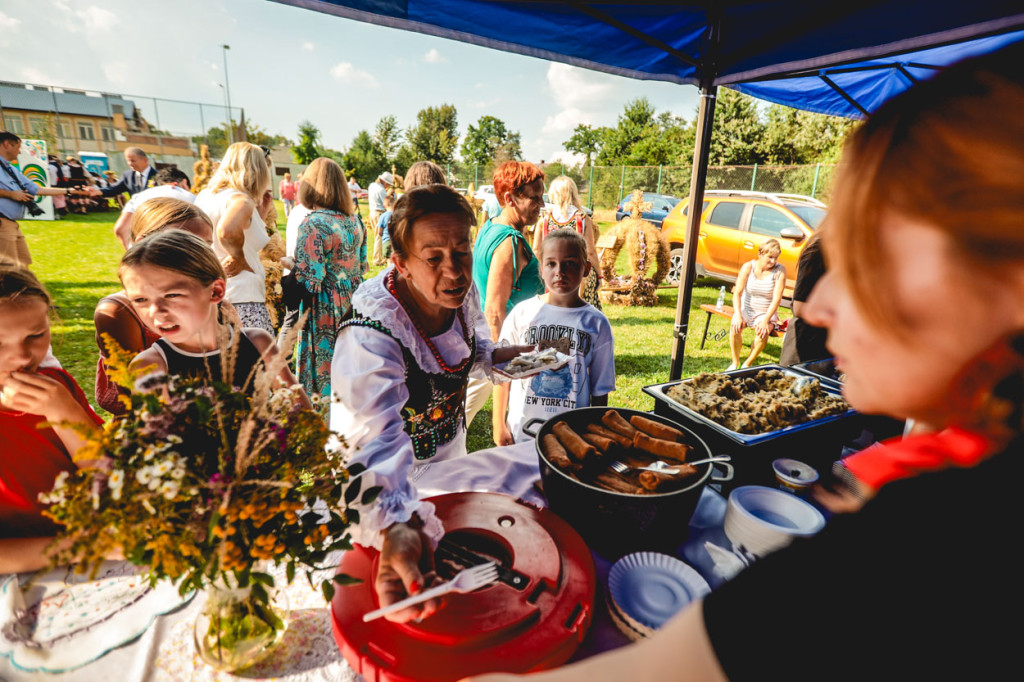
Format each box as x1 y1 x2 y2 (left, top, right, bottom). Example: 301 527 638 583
0 442 541 682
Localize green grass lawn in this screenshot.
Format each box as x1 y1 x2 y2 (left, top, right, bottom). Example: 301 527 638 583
20 205 789 452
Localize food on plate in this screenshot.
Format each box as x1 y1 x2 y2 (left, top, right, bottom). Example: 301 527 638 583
585 423 633 448
629 414 684 442
545 410 702 495
632 431 693 460
502 347 562 375
639 467 696 492
664 369 848 434
552 421 597 463
601 410 638 439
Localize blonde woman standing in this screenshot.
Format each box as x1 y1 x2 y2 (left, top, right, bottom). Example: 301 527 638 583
195 142 277 333
534 176 603 308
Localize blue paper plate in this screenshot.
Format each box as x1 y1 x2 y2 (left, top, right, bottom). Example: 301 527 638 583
608 552 710 631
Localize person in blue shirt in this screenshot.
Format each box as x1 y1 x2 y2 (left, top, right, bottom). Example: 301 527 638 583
0 132 86 268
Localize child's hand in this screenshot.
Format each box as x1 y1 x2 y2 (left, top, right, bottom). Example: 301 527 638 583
493 422 514 447
0 371 87 424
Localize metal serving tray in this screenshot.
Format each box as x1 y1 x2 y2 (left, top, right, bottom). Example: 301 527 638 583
642 365 855 447
790 358 844 391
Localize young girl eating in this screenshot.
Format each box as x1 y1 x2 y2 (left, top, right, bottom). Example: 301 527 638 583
1 267 103 574
120 229 310 408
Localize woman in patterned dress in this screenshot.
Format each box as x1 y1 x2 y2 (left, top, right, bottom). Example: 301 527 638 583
293 158 366 399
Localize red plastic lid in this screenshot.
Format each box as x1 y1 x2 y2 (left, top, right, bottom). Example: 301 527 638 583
331 492 596 681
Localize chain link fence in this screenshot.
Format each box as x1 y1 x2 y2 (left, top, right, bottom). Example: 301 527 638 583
441 161 838 212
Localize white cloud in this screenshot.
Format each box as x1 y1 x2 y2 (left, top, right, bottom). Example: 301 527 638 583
542 106 588 135
329 62 380 88
302 41 315 51
546 63 614 110
0 11 21 29
20 67 51 84
102 60 130 86
78 6 117 31
424 48 446 64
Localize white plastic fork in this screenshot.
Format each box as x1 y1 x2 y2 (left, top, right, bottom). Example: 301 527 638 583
609 456 730 475
362 561 499 622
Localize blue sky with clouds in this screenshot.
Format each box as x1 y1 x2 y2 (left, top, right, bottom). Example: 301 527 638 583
0 0 700 162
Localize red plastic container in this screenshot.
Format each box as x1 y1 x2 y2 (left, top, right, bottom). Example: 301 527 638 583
331 492 596 681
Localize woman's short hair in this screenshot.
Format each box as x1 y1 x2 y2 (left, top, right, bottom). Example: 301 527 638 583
492 161 545 207
824 43 1024 331
404 161 447 190
131 198 214 243
547 176 583 215
389 184 476 259
540 228 588 263
0 267 50 308
119 229 225 287
298 157 354 215
208 142 271 203
758 239 782 258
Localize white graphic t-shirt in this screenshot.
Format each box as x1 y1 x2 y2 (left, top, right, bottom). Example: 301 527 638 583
499 296 616 442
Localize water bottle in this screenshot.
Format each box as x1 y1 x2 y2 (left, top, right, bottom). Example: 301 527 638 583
715 285 726 311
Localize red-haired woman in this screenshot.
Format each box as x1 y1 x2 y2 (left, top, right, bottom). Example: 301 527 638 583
467 162 546 426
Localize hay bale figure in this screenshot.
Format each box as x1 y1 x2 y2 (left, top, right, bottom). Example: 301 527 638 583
192 144 214 194
600 189 671 306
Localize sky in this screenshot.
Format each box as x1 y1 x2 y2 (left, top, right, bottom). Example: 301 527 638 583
0 0 701 163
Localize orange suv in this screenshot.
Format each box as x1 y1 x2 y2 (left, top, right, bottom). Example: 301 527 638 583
660 190 826 296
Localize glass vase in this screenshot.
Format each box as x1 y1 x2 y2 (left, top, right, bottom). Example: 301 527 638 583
193 579 289 672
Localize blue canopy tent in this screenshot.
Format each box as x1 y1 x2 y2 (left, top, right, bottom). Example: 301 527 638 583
273 0 1024 378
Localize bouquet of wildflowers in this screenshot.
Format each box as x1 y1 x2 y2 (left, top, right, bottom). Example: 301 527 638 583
42 327 371 605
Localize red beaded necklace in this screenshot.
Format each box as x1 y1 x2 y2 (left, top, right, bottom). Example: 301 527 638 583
385 269 472 374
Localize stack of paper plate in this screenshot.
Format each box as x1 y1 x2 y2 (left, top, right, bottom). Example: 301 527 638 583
606 552 710 640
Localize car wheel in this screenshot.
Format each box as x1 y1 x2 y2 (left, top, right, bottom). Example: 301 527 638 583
667 248 686 284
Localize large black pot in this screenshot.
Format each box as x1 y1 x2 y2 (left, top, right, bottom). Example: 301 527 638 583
526 407 733 559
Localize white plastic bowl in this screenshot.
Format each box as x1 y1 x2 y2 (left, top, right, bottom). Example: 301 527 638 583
724 485 826 558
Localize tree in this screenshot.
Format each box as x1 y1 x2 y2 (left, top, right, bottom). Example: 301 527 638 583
293 121 323 164
373 115 402 161
563 124 603 166
343 130 389 187
761 104 857 164
707 89 766 165
402 104 459 166
594 98 691 166
460 115 522 166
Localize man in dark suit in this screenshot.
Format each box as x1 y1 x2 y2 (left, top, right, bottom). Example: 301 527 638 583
88 147 157 199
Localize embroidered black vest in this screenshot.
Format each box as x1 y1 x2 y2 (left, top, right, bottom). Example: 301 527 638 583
339 313 475 460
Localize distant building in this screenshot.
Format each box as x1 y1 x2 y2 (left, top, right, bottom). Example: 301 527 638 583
0 81 195 173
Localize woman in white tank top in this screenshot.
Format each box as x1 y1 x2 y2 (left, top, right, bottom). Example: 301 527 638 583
728 238 787 370
194 142 275 333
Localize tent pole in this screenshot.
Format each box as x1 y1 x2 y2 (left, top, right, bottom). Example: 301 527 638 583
669 84 717 381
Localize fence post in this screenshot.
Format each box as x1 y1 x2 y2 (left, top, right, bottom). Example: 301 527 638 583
657 164 663 194
811 163 821 198
447 164 451 184
750 163 757 191
619 165 625 201
474 164 478 187
588 163 595 210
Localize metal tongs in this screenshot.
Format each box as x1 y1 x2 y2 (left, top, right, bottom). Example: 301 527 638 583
362 561 499 622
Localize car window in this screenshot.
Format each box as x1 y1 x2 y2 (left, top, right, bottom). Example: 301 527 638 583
707 201 745 229
681 201 710 217
749 205 801 237
786 205 826 229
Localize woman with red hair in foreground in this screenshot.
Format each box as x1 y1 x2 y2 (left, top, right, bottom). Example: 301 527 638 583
470 42 1024 682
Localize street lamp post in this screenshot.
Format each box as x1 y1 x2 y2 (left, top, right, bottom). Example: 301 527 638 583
217 83 230 148
222 44 234 142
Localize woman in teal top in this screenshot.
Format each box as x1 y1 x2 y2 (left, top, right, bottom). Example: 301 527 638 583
472 161 546 343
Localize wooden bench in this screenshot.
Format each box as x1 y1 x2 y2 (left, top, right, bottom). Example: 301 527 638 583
698 303 782 349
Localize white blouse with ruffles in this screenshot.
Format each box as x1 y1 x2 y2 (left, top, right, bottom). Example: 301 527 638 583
330 267 496 549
